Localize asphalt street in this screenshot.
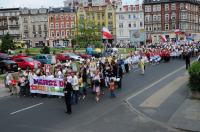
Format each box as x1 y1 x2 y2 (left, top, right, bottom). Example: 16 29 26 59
0 59 189 132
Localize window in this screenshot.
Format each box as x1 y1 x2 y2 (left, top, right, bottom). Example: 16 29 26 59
171 3 176 10
61 31 65 36
51 32 54 37
44 24 47 31
165 4 169 11
129 23 131 28
133 23 136 27
119 31 123 36
51 23 54 28
71 22 74 28
56 31 60 37
38 25 42 31
140 22 143 27
23 18 28 23
61 23 64 28
171 12 176 20
145 5 151 12
33 25 36 31
56 15 59 21
153 24 157 31
157 24 161 30
128 14 131 19
56 23 59 29
98 14 101 20
157 14 161 21
24 25 28 30
165 14 169 21
119 14 124 20
108 13 112 19
119 23 123 28
172 23 176 29
165 24 169 30
80 15 84 20
61 15 64 20
180 3 184 10
153 15 157 21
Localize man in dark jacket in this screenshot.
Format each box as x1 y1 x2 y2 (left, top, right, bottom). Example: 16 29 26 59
185 51 191 70
63 79 73 114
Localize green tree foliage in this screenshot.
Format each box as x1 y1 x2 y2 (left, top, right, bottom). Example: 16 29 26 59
0 33 15 53
188 62 200 92
40 46 50 54
73 20 102 48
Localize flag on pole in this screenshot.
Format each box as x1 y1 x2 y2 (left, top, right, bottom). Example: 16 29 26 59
102 27 112 39
160 35 167 42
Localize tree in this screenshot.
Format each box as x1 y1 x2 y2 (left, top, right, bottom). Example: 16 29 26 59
73 19 102 48
40 46 50 54
0 33 15 53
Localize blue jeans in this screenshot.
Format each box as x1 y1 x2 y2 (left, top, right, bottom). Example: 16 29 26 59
72 90 79 104
110 90 116 98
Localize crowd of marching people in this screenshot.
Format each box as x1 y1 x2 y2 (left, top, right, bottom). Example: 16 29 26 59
4 41 200 114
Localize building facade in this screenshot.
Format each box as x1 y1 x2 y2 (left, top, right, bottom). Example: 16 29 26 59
20 8 48 47
116 4 145 45
0 8 21 40
143 0 200 43
48 7 76 47
76 4 116 41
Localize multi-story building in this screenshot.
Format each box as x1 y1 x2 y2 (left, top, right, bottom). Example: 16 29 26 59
64 0 122 7
76 4 116 42
143 0 200 43
48 7 76 47
0 8 21 40
116 4 145 45
20 8 48 47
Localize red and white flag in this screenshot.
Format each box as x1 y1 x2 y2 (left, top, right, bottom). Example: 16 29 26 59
160 35 167 42
102 27 112 39
174 29 181 35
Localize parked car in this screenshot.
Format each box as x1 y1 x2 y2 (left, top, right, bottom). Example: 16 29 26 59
56 53 71 62
13 57 41 70
54 44 65 48
0 53 11 61
75 52 92 59
0 60 18 74
64 52 84 61
33 54 52 65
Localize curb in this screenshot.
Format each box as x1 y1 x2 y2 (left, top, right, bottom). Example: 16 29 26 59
124 100 181 132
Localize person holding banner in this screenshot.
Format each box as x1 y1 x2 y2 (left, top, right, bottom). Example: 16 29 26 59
64 78 73 115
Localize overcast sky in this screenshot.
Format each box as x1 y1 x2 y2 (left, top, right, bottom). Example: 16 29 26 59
0 0 142 8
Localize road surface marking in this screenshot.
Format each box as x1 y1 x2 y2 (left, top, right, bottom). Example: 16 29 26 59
140 76 188 108
10 102 43 115
126 65 185 101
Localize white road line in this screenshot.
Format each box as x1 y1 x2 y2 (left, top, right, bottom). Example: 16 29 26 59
140 76 188 108
10 102 43 115
126 65 185 101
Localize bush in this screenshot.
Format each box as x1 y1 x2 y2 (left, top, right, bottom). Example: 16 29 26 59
188 62 200 92
40 46 50 54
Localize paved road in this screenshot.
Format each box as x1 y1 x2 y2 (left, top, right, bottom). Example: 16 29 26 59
0 59 189 132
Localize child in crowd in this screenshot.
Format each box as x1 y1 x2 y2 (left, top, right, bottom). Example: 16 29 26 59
109 79 116 98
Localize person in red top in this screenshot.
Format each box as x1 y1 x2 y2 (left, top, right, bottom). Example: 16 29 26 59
11 76 17 96
109 79 116 98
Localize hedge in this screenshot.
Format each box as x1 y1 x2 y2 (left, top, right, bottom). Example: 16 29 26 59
188 61 200 92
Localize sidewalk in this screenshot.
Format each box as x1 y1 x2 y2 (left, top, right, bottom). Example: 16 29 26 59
167 72 200 131
169 92 200 131
0 83 10 98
